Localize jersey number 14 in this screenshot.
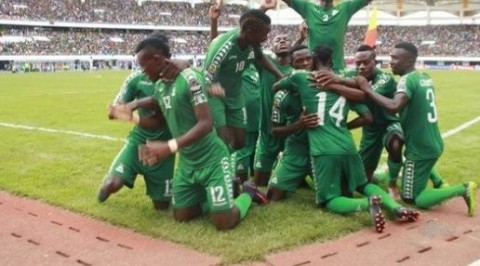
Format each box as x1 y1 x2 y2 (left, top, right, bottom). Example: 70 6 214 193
316 92 346 127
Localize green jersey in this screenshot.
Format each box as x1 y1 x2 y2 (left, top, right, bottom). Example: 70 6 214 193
290 0 366 70
113 71 171 144
346 68 399 126
154 68 228 170
203 28 262 98
396 71 444 160
276 70 370 156
258 55 293 133
242 65 260 132
272 90 308 153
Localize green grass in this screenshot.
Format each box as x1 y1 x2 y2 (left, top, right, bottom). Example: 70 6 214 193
0 70 479 265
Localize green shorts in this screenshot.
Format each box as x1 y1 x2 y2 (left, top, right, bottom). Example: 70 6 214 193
311 154 368 205
359 122 404 172
269 149 311 192
235 132 259 175
401 157 439 201
253 131 284 172
172 156 235 213
108 141 174 201
208 95 246 128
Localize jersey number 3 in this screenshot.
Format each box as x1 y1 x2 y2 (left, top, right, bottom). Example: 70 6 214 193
426 88 438 123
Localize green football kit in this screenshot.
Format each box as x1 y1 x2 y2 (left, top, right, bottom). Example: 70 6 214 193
269 89 311 192
253 56 293 172
107 71 174 201
203 28 261 128
346 68 403 179
154 68 236 212
235 65 260 175
276 70 405 215
289 0 367 70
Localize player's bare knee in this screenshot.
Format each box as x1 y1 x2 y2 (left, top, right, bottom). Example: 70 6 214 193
211 210 239 231
103 176 124 193
387 140 403 163
153 200 170 211
267 187 286 201
173 206 202 222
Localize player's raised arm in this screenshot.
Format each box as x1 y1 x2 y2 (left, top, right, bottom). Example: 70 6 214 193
259 0 277 12
256 53 284 81
209 3 222 41
360 78 409 114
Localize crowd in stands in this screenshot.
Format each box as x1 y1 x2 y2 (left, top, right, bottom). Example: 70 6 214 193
0 0 245 27
1 24 479 57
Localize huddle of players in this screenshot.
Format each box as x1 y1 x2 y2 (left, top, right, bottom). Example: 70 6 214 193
98 0 477 232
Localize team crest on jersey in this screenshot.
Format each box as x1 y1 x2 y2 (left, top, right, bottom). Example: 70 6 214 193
208 64 217 75
420 79 433 87
191 85 207 105
115 164 124 174
247 51 255 59
397 77 407 93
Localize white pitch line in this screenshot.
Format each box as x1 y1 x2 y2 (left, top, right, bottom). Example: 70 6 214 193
0 122 125 142
1 116 479 145
378 116 480 160
441 116 480 139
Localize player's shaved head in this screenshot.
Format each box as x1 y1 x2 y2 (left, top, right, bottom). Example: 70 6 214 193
240 9 271 29
148 31 169 43
312 45 333 69
135 37 171 58
356 44 376 59
394 41 418 60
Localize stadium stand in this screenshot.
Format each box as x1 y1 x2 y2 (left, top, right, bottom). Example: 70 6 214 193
1 24 479 57
0 0 479 71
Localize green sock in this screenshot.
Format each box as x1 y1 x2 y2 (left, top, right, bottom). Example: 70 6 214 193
387 159 402 185
363 183 402 212
305 175 315 190
430 168 444 188
234 193 252 220
326 196 368 215
415 184 466 209
373 169 390 183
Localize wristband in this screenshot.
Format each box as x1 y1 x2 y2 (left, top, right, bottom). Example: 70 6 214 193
167 139 178 153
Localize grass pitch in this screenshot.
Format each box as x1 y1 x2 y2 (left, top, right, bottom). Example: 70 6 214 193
0 70 479 264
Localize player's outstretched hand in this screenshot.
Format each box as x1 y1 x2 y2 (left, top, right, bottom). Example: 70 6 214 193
309 70 340 88
260 0 277 12
300 21 308 40
159 59 187 83
108 104 133 122
139 140 170 166
209 4 222 20
208 82 226 98
299 108 319 129
355 75 370 92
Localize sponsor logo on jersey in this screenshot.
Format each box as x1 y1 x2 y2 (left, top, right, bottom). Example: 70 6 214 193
115 164 124 174
139 80 152 85
420 79 433 87
397 77 407 93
